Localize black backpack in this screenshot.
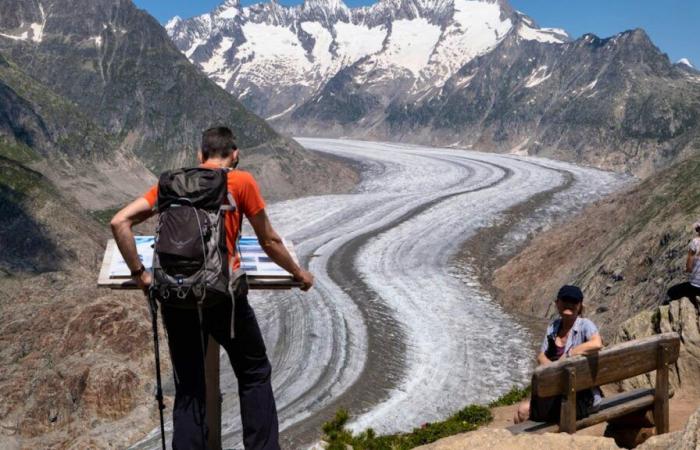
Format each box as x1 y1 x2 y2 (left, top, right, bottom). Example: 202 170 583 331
151 167 239 307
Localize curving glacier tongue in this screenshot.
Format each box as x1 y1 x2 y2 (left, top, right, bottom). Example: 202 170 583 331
131 139 628 449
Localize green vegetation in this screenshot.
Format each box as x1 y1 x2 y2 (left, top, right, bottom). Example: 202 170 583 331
321 385 534 449
487 385 530 408
322 405 492 450
0 138 40 164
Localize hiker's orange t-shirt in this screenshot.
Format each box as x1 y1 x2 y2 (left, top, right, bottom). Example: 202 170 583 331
142 164 266 270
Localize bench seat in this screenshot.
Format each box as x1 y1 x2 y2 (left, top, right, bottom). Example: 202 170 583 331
507 388 655 435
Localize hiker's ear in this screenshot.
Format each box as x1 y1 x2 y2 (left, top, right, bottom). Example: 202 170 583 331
197 150 204 163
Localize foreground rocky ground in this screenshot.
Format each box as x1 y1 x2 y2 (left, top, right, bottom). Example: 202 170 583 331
415 404 700 450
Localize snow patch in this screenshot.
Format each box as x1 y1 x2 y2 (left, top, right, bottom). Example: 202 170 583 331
218 7 239 19
524 65 551 88
266 103 297 121
678 58 694 68
201 37 236 86
333 21 386 64
1 3 45 43
165 16 182 32
420 0 513 88
518 23 566 44
382 18 441 75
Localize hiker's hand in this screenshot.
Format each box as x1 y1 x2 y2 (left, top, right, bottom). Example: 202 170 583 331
136 270 152 294
293 269 314 291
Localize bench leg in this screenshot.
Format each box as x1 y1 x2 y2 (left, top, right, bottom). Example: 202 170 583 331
559 366 577 434
654 343 670 435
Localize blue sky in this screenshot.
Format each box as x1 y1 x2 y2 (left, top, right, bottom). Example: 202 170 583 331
134 0 699 66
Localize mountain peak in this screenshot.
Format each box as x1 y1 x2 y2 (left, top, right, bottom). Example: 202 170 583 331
164 15 181 31
678 58 694 68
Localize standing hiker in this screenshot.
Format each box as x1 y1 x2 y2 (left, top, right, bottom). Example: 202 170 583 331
664 221 700 306
111 126 313 449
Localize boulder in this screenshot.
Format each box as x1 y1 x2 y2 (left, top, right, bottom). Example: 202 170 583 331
638 406 700 450
612 298 700 396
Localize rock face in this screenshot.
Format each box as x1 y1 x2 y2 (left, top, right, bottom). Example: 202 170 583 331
612 297 700 397
169 0 700 175
638 406 700 450
492 155 700 340
0 158 167 448
0 52 156 210
0 0 358 206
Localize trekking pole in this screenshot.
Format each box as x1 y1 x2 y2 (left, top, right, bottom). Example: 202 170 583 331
148 290 167 450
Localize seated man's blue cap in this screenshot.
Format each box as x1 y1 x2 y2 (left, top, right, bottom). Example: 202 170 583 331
557 285 584 302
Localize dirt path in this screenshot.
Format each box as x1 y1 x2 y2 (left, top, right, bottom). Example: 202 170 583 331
487 393 699 438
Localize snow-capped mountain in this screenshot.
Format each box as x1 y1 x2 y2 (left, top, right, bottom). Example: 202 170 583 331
678 58 694 68
167 0 567 119
168 0 700 176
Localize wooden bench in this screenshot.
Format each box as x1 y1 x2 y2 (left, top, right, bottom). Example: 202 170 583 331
507 332 680 435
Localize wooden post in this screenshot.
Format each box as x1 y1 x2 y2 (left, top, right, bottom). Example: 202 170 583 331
559 366 577 434
654 343 670 435
206 336 222 450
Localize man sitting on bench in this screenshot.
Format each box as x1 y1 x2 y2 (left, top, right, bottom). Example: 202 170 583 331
514 285 604 424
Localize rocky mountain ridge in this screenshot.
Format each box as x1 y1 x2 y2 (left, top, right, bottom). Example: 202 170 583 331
167 0 566 119
170 0 700 176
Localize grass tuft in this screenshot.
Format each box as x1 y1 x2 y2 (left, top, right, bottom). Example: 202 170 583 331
488 385 531 408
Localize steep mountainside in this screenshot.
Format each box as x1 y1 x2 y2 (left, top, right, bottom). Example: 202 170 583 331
492 154 700 339
169 0 700 175
0 52 155 209
0 0 357 205
290 27 700 175
378 29 700 176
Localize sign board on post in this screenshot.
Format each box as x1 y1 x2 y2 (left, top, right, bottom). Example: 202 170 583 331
97 235 303 290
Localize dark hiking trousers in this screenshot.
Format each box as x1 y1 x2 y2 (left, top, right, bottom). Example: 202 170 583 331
666 282 700 305
161 292 280 450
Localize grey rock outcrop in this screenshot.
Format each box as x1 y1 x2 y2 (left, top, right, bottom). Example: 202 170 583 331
613 297 700 397
638 406 700 450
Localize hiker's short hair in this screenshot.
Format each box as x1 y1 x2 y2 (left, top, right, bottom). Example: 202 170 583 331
201 126 237 160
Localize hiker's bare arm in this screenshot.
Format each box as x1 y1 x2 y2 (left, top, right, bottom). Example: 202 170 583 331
249 208 314 291
537 352 552 366
110 198 154 291
686 249 695 273
568 333 603 357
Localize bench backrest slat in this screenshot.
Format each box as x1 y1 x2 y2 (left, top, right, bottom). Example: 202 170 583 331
533 333 680 397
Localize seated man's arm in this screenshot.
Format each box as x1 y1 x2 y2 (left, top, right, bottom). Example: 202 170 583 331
686 249 696 273
248 208 314 291
110 197 154 291
568 333 603 357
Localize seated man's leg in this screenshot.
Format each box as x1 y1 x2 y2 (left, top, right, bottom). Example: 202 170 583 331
209 296 280 450
161 306 209 450
665 282 692 304
514 400 530 424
